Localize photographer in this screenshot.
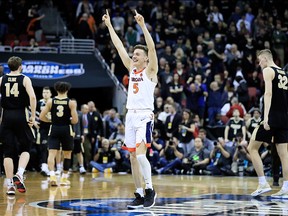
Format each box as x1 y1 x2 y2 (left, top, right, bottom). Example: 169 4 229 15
156 137 184 174
108 123 130 172
147 129 164 169
90 138 121 173
231 138 253 176
182 138 210 175
207 137 234 175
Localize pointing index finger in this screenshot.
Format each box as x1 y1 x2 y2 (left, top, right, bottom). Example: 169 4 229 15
135 10 138 15
106 9 109 15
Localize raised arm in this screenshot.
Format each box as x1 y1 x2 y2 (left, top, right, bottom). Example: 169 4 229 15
102 9 131 70
134 10 158 76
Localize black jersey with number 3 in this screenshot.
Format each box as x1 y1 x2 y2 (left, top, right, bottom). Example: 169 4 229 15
1 74 29 109
50 97 71 126
269 66 288 129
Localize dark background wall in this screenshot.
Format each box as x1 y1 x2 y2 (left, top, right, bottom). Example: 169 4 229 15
0 53 115 113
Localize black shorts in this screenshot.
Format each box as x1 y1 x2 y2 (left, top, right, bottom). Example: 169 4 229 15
73 138 84 154
39 127 49 145
0 109 35 157
48 125 74 151
251 123 288 144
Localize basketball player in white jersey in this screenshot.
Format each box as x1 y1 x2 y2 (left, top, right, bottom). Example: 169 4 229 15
102 10 158 208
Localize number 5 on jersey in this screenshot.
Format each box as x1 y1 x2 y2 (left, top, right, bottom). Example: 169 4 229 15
133 83 139 94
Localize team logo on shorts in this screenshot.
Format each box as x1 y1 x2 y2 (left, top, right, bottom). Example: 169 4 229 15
29 194 285 215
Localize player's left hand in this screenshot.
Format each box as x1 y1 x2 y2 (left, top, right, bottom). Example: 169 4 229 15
28 116 35 128
134 10 145 27
263 122 270 130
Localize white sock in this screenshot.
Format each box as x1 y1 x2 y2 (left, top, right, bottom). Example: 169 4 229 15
57 163 62 171
136 188 144 197
136 154 153 189
7 178 13 186
282 181 288 190
62 173 68 179
258 176 267 185
50 171 55 176
17 167 25 176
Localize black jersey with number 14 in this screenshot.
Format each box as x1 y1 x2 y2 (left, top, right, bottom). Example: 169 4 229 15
1 74 29 109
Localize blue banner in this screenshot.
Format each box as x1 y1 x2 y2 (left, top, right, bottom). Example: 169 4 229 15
2 61 85 79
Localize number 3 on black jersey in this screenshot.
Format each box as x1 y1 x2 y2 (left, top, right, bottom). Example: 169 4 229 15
5 83 19 97
278 74 288 90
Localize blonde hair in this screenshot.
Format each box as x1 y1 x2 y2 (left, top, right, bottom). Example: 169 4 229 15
257 49 273 60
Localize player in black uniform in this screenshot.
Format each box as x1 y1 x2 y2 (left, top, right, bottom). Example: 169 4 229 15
40 81 78 186
248 49 288 198
37 86 52 176
0 56 36 195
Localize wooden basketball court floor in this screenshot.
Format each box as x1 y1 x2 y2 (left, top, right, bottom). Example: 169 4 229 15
0 172 288 216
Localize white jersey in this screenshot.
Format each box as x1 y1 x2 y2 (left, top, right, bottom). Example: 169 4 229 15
126 67 156 110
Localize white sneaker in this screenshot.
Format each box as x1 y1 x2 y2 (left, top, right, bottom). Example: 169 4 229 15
6 185 16 195
251 183 271 197
55 170 61 176
79 167 86 175
271 188 288 198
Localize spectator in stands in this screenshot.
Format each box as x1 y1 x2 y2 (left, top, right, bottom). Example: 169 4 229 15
207 71 228 126
159 63 173 100
26 9 45 42
108 123 129 172
76 13 93 39
271 22 287 67
182 137 210 175
184 81 203 117
90 138 121 173
169 73 183 104
125 27 139 47
234 75 249 109
160 45 176 69
173 61 187 85
246 108 261 140
224 96 246 119
112 9 125 37
178 109 195 157
76 0 94 20
103 108 122 138
163 14 178 46
198 129 214 152
224 109 246 143
207 6 224 24
231 138 252 176
207 137 234 176
154 96 164 114
156 137 184 174
148 129 164 169
95 22 110 52
164 103 182 139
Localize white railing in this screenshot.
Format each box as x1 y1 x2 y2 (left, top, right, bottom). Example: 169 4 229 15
0 45 12 52
59 39 95 54
13 46 58 53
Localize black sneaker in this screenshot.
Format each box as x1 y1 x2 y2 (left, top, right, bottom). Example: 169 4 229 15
127 193 144 209
13 174 26 193
273 181 280 186
144 188 157 208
